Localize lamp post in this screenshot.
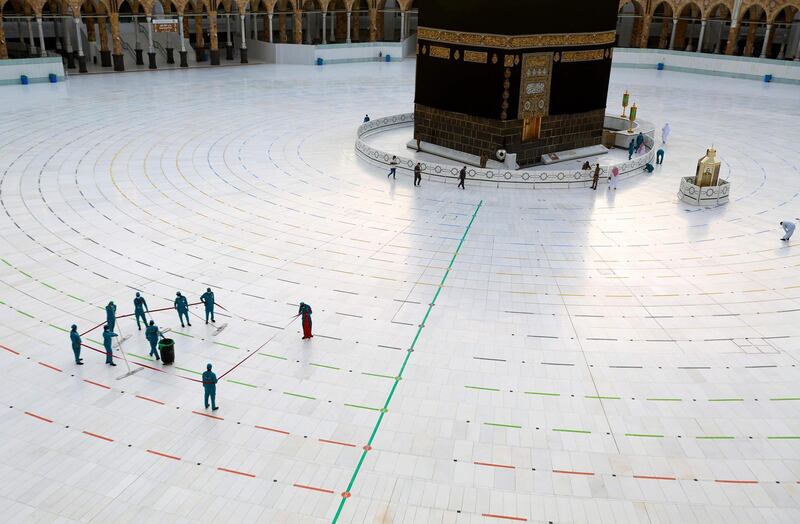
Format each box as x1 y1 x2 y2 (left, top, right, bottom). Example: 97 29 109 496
621 90 629 117
628 103 637 133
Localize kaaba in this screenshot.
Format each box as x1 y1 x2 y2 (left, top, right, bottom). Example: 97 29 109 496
414 0 619 167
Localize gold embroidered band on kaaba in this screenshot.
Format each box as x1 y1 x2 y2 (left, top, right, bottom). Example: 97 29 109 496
418 27 616 50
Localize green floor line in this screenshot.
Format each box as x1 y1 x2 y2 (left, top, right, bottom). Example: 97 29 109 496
646 397 683 401
174 366 202 376
585 395 621 400
283 391 316 400
465 385 500 392
18 270 32 278
41 282 56 290
553 428 591 434
484 422 522 429
525 391 561 396
331 200 482 524
1 258 11 267
212 341 239 349
172 331 194 338
259 352 287 360
708 398 744 402
227 379 257 388
16 310 34 319
310 362 340 370
625 433 664 438
48 324 68 333
87 338 102 345
770 397 800 401
67 294 85 302
696 435 735 440
767 436 800 440
362 372 394 379
344 403 382 412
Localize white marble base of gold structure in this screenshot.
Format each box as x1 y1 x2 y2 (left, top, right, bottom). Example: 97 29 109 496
678 176 730 206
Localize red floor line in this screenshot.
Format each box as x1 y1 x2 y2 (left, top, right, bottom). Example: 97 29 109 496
217 467 256 478
319 438 357 448
83 431 114 442
38 361 63 372
24 411 52 423
147 449 181 460
481 513 528 522
192 410 224 420
552 469 595 476
83 379 111 389
474 461 515 469
715 479 759 484
633 475 677 481
136 395 165 405
255 425 290 435
0 344 20 355
293 483 335 494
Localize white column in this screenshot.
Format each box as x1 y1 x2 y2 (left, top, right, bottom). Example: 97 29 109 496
64 16 73 54
27 18 36 54
74 16 84 57
54 15 62 50
696 19 707 52
240 14 247 49
37 17 46 56
147 15 154 52
227 13 232 46
400 11 405 41
178 15 186 52
268 13 273 42
760 23 772 58
346 11 351 43
668 16 678 49
322 11 326 44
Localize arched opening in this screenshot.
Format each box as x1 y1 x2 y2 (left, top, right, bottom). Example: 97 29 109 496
674 2 701 51
738 5 767 57
616 0 644 48
771 6 799 59
701 3 731 53
649 1 674 49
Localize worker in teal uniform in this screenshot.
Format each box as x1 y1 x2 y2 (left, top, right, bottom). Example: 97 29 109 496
145 320 161 360
70 324 83 365
627 139 635 160
202 363 219 410
105 301 117 332
174 291 191 327
103 325 117 366
133 292 149 330
200 288 215 324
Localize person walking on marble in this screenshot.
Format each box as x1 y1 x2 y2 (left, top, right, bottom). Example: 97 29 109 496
591 163 601 190
174 291 191 328
133 292 149 331
299 302 313 339
70 324 83 365
145 320 162 360
458 166 466 189
202 363 219 411
656 148 665 165
388 156 399 179
414 163 422 187
635 132 645 153
662 122 671 144
627 139 635 160
103 325 117 366
200 287 215 324
780 220 798 241
608 166 619 191
363 114 370 123
105 301 117 332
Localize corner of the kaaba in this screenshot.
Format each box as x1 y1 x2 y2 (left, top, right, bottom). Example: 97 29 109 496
413 0 619 167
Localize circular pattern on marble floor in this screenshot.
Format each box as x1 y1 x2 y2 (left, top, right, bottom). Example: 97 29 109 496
1 62 800 523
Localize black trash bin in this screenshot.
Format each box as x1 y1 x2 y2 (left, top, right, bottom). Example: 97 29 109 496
159 338 175 365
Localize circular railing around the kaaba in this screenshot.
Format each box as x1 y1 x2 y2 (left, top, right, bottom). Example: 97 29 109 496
355 113 656 189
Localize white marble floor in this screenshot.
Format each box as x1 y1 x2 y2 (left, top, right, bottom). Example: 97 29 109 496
1 60 800 524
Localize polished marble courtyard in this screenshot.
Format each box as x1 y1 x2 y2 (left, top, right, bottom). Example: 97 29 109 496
1 60 800 523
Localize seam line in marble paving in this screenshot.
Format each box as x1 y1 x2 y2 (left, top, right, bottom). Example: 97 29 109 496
331 200 483 523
